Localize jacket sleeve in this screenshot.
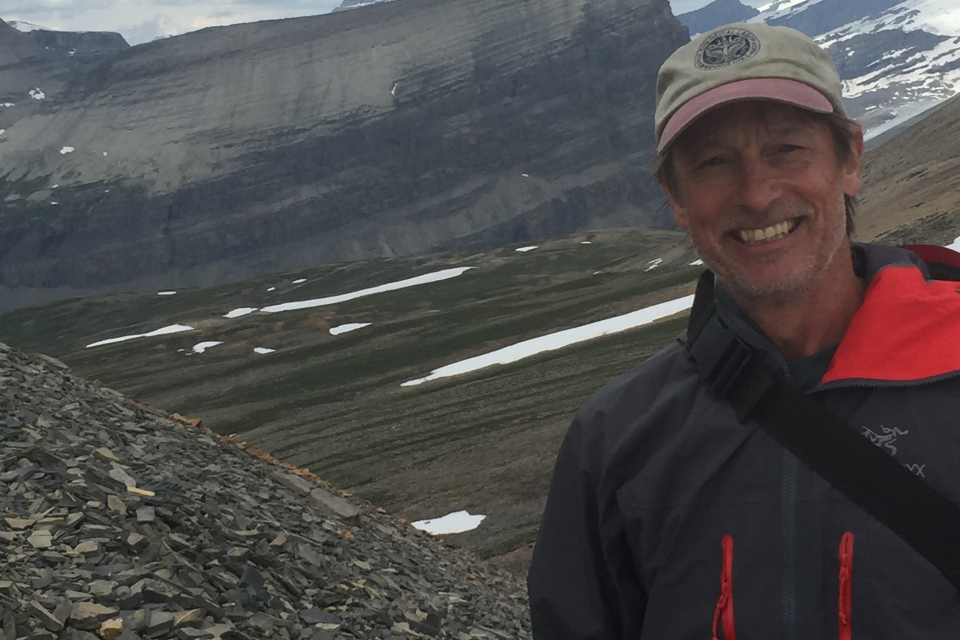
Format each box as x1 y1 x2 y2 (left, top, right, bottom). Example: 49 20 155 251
528 415 647 639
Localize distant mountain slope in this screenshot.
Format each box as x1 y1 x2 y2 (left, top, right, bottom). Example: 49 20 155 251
0 19 70 116
0 0 687 312
674 0 960 143
0 18 128 162
0 227 698 571
856 94 960 245
676 0 759 35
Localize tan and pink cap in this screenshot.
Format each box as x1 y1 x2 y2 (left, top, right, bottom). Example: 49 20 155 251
655 22 845 152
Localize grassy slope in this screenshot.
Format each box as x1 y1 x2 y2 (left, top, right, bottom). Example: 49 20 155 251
857 94 960 245
0 227 699 563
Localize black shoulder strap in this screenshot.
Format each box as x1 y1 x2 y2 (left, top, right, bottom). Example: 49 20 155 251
686 270 960 592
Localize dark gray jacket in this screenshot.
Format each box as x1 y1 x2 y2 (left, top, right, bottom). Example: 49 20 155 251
528 244 960 639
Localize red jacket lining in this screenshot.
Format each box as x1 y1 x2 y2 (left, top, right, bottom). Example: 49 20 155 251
823 266 960 383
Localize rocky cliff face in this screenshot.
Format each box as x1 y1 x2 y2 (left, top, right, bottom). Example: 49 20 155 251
0 0 688 311
0 20 71 131
0 20 128 136
27 27 129 67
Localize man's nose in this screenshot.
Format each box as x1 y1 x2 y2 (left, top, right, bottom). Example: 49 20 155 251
738 158 782 213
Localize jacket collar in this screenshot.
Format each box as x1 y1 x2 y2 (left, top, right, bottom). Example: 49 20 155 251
711 243 960 385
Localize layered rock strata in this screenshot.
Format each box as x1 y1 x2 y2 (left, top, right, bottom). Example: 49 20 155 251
0 0 688 311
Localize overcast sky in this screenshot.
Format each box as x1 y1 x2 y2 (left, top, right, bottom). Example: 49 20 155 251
4 0 715 45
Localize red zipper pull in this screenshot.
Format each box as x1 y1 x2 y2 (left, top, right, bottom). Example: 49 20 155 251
712 535 737 640
838 532 855 640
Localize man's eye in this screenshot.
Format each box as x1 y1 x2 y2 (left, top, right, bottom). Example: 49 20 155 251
778 144 801 153
700 156 725 167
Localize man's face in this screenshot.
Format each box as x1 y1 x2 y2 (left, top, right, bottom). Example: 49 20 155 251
663 101 863 304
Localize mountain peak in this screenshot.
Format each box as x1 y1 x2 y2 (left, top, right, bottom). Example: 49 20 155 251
677 0 760 35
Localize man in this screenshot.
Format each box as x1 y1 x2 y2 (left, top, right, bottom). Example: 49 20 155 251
528 21 960 639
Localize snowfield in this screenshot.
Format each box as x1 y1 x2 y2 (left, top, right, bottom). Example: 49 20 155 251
402 295 695 387
86 324 194 349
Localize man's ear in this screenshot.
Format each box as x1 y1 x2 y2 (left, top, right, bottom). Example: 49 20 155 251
842 125 865 197
660 179 689 228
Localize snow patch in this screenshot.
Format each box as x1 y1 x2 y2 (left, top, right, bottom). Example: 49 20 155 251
946 235 960 252
225 307 257 319
261 267 472 314
645 258 663 271
267 287 276 292
157 291 177 296
515 246 538 252
60 146 74 154
690 259 704 266
28 88 45 100
254 347 276 354
9 20 47 33
411 511 486 535
86 324 194 349
401 295 695 387
581 241 592 245
0 103 13 108
292 278 307 284
192 341 223 354
330 323 371 336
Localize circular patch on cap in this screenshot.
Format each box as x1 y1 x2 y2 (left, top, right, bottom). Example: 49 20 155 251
695 28 761 70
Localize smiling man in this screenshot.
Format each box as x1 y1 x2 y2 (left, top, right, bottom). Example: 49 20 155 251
528 22 960 640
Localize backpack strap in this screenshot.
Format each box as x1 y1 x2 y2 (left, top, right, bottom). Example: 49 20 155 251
686 270 960 592
903 244 960 281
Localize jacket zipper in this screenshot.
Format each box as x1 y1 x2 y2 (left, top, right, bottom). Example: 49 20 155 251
713 535 737 640
838 532 855 640
781 451 798 640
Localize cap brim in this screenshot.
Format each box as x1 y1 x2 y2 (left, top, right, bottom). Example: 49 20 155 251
657 77 834 153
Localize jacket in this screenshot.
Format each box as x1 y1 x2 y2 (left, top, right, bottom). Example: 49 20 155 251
528 243 960 639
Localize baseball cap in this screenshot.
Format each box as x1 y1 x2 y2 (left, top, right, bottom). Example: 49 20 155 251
655 22 845 152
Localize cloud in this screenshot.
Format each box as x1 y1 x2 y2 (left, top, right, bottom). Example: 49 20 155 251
119 14 176 43
4 0 343 44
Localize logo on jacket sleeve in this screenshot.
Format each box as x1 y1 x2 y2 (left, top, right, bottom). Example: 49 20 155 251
695 29 761 70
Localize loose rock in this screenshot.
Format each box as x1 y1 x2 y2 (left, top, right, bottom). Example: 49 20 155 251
0 342 531 639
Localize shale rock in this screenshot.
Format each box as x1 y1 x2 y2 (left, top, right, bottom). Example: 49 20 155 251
0 341 531 639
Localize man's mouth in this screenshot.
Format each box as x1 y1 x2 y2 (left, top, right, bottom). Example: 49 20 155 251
736 218 801 245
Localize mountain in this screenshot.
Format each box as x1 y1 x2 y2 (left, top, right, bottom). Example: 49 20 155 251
855 93 960 246
0 0 687 313
676 0 758 35
15 21 128 66
0 340 531 638
0 19 71 129
0 19 128 132
675 0 960 144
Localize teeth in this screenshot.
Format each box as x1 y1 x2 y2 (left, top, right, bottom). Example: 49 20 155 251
737 219 798 244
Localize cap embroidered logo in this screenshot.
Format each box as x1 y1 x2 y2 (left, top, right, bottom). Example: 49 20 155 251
695 28 761 70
